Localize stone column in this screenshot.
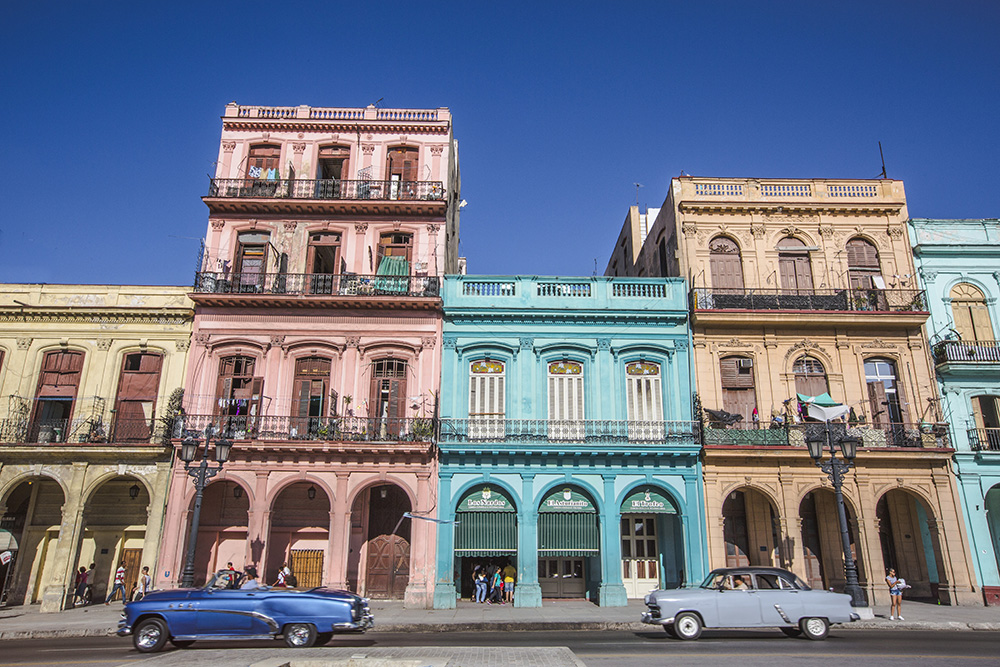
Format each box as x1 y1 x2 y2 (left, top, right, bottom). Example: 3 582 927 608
246 471 270 571
514 474 542 607
328 473 350 591
598 474 627 606
139 462 172 575
41 463 87 612
929 471 980 605
404 473 433 609
684 468 709 584
432 474 456 609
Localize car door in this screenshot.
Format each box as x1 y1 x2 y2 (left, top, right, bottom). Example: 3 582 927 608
714 573 762 627
195 588 256 635
753 572 802 625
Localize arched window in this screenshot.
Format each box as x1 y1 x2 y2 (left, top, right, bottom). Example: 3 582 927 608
720 355 757 425
217 355 262 419
793 356 828 398
469 360 505 439
709 237 744 291
548 361 585 440
777 237 813 292
950 283 994 343
31 350 85 441
114 352 163 442
846 238 883 289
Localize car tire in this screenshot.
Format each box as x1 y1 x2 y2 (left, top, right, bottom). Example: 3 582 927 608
673 612 703 641
169 639 195 648
800 617 829 641
780 627 803 638
315 631 334 646
663 624 677 638
133 618 169 653
284 623 317 648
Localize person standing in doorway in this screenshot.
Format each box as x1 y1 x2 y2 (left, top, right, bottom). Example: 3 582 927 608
886 568 904 620
105 562 128 605
502 561 516 604
83 563 96 604
474 566 488 603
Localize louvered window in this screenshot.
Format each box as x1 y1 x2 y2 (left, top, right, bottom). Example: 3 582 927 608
793 356 829 398
709 236 744 291
720 356 757 425
626 361 664 441
777 237 814 292
548 361 585 441
950 283 994 343
846 238 882 289
469 360 505 440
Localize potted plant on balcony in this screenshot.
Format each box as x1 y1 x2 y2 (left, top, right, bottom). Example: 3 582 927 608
413 418 435 441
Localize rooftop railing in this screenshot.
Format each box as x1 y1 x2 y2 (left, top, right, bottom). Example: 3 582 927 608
175 415 435 443
683 179 898 202
0 418 163 445
207 178 444 202
438 418 699 444
226 104 450 123
692 288 927 313
702 422 950 449
969 428 1000 452
933 340 1000 365
192 273 440 298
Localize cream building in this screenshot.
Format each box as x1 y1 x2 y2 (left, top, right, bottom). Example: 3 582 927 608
0 285 193 611
607 177 980 605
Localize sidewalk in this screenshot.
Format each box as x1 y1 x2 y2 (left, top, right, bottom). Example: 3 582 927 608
2 598 999 641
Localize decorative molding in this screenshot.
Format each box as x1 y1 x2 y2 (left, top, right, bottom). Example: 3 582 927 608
426 223 440 235
346 336 361 349
268 335 286 349
519 337 534 350
886 226 904 239
420 336 437 350
283 221 298 233
442 336 457 350
818 225 835 237
354 222 368 234
175 338 191 352
596 338 611 350
919 268 938 283
430 145 445 156
718 337 753 348
763 213 820 223
96 338 113 351
674 339 689 351
361 143 376 155
681 222 698 236
16 337 31 350
860 338 897 349
194 333 212 347
221 141 236 152
750 224 767 239
291 142 306 154
784 339 826 361
210 220 225 231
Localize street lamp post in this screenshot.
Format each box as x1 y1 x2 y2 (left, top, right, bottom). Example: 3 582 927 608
806 422 867 608
178 426 232 588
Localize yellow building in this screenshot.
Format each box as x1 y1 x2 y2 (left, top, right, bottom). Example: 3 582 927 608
0 284 193 611
608 178 980 605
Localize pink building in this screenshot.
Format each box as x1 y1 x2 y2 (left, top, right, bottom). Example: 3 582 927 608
156 103 460 608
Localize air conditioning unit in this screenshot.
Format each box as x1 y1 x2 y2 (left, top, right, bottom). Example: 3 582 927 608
738 358 754 369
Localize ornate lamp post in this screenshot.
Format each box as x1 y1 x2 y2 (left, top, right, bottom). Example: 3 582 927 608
178 426 232 588
806 423 867 607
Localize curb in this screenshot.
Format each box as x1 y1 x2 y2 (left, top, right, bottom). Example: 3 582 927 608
3 619 1000 641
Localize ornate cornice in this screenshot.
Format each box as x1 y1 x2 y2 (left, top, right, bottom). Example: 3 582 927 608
222 121 451 136
0 309 193 325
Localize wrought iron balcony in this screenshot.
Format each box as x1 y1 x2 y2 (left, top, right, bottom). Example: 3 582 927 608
702 422 950 449
933 340 1000 365
692 288 927 313
192 273 440 299
0 418 163 445
175 415 436 443
437 418 698 444
969 428 1000 452
207 178 444 202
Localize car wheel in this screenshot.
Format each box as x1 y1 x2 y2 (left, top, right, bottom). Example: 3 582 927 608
673 612 702 641
800 617 829 641
284 623 317 648
780 627 803 638
662 624 677 638
315 631 334 646
169 639 195 648
133 618 169 653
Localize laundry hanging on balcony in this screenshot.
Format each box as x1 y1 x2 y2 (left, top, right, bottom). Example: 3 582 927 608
373 256 410 294
797 392 850 422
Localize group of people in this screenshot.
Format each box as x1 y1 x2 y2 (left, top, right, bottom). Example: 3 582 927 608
72 562 151 606
471 562 516 604
223 561 296 589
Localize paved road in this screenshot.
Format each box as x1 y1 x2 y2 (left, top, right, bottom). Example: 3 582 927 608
0 630 998 666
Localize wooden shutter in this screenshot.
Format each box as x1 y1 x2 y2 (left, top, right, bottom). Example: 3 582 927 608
709 238 744 291
971 302 994 341
35 351 84 398
847 238 880 268
549 374 584 421
867 381 889 426
294 379 311 418
387 378 404 422
470 372 505 417
247 144 280 177
778 257 798 291
720 357 754 389
626 367 663 422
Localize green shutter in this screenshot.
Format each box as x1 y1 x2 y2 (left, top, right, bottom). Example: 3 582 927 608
454 511 517 556
538 512 599 557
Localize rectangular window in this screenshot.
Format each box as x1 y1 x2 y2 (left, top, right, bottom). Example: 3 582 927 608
548 361 584 441
469 360 505 440
626 362 664 441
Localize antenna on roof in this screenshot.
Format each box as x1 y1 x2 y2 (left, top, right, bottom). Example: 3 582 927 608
877 141 887 179
634 183 644 206
371 97 384 108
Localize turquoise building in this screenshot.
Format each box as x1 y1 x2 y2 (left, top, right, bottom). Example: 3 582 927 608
432 275 706 608
910 218 1000 605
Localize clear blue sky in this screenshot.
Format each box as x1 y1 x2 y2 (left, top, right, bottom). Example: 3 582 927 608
2 1 998 285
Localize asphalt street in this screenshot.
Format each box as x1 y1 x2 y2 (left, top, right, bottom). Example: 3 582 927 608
0 630 998 666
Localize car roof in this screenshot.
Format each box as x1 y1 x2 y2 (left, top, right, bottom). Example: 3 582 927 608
709 567 796 577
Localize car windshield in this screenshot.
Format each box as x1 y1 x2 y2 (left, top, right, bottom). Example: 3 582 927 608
700 571 728 589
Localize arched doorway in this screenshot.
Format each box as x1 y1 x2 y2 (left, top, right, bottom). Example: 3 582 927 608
268 482 330 588
877 489 946 601
722 487 782 567
0 477 64 605
190 480 249 586
620 487 682 597
81 477 150 602
538 485 599 599
454 484 517 599
798 489 865 592
347 483 411 599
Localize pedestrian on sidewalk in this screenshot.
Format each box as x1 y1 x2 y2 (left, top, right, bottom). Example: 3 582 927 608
886 568 904 620
72 567 88 606
488 566 503 604
105 562 128 605
84 563 95 604
134 566 151 601
474 566 488 603
503 561 516 605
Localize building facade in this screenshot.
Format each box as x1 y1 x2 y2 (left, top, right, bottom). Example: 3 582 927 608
0 284 193 611
156 103 460 608
433 275 705 608
607 177 980 605
910 218 1000 605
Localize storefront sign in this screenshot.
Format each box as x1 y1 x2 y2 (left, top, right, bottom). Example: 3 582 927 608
457 485 515 512
539 487 595 513
621 488 677 514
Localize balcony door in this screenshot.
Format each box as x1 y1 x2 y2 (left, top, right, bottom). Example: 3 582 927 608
846 238 883 289
316 145 349 198
720 356 757 426
31 350 84 442
793 356 828 398
306 232 341 294
548 361 585 441
972 396 1000 450
216 355 263 434
386 147 419 200
113 353 162 442
865 358 904 425
292 357 331 438
469 360 505 440
777 237 813 293
370 359 406 437
626 361 664 441
235 232 270 292
709 237 744 292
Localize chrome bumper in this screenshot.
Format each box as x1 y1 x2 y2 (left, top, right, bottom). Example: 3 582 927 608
850 613 861 622
641 610 673 626
117 614 131 636
332 613 374 632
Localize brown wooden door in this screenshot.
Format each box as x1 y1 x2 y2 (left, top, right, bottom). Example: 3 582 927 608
31 350 85 437
289 549 324 589
709 238 744 291
720 357 757 425
387 147 419 199
121 549 142 599
114 353 162 442
364 485 411 599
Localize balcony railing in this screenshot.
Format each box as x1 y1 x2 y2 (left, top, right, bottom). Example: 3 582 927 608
692 288 927 313
0 418 163 445
438 419 699 444
969 428 1000 452
207 178 444 202
933 340 1000 364
192 273 440 298
702 422 950 449
175 415 436 443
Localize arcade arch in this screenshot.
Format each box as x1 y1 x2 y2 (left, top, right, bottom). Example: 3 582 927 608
347 482 411 599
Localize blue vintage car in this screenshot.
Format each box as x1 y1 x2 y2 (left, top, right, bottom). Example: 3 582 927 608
117 570 374 652
642 567 859 640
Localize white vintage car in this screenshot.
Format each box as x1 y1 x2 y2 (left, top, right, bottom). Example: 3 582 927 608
642 567 859 640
